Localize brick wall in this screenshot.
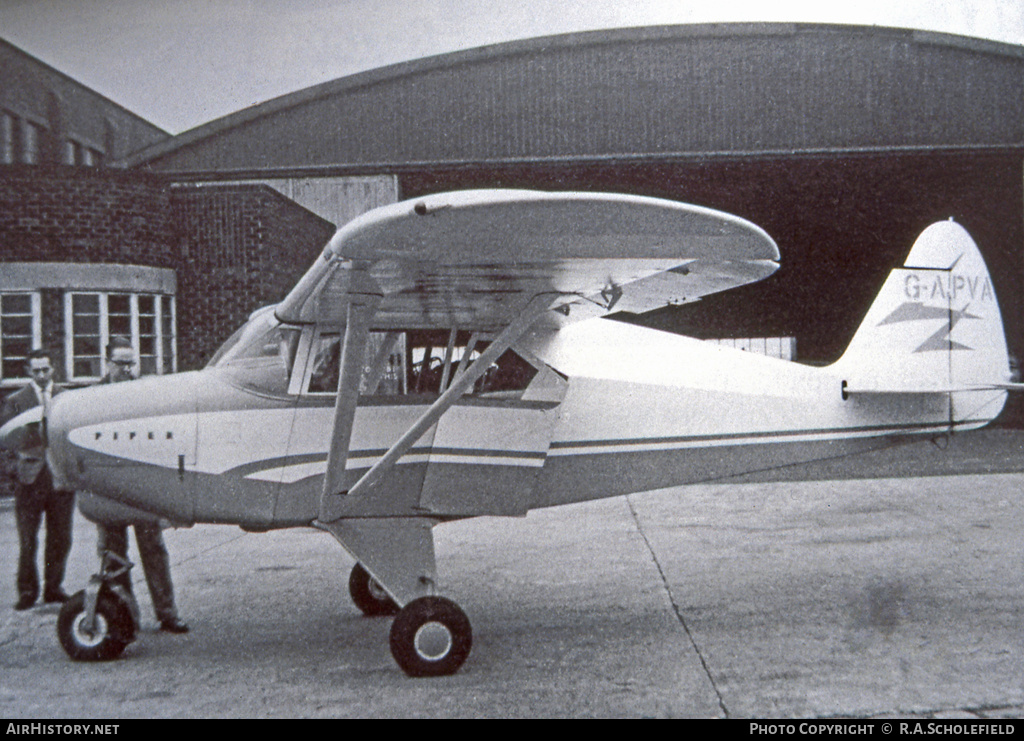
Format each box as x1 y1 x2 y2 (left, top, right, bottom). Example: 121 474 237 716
171 184 334 369
0 165 174 267
0 166 175 376
0 171 335 496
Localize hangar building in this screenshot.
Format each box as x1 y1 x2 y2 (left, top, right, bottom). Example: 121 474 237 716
3 23 1023 416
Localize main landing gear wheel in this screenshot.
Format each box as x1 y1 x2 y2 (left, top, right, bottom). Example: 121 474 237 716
349 563 399 616
389 596 472 677
57 590 136 662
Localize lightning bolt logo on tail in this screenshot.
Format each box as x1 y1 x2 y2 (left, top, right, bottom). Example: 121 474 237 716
878 301 981 353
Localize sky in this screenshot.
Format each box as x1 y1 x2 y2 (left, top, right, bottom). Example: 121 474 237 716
1 0 1023 134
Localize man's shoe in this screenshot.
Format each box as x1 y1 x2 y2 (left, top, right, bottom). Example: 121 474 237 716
159 618 190 634
43 590 70 604
14 596 35 611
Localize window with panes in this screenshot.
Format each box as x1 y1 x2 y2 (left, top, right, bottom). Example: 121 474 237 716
65 292 176 382
0 292 42 384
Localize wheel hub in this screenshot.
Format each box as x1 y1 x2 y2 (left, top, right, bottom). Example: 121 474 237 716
71 613 109 648
367 578 390 603
413 621 453 661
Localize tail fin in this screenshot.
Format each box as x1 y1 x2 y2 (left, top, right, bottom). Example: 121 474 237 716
835 220 1012 425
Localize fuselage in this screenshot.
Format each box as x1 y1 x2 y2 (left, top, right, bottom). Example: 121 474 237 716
40 314 1003 531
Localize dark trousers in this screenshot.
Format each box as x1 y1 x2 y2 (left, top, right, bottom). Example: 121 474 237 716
14 470 75 603
98 523 179 622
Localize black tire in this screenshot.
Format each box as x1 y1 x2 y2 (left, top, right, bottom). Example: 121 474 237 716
348 563 399 616
56 590 135 662
389 596 472 677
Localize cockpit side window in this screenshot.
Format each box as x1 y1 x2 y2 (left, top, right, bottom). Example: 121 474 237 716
305 330 408 396
473 347 538 396
307 335 341 393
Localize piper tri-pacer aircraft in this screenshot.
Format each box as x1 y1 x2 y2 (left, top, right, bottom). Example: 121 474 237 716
2 189 1019 676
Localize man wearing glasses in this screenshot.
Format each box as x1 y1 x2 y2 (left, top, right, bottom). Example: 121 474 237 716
93 337 189 633
1 349 74 610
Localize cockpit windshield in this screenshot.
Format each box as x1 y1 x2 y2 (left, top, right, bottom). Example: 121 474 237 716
207 305 300 395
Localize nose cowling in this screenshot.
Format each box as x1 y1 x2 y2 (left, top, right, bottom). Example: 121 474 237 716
47 373 201 524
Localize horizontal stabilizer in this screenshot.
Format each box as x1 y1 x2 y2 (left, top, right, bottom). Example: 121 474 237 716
843 382 1024 395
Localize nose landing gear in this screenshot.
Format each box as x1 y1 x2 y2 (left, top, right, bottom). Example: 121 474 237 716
56 551 139 661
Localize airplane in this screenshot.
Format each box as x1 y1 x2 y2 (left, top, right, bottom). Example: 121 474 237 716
1 188 1020 677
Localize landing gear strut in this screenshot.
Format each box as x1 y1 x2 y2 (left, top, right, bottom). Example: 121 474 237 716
56 551 139 661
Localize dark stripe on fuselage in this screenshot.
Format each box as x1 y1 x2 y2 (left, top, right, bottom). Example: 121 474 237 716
223 445 548 478
548 420 954 451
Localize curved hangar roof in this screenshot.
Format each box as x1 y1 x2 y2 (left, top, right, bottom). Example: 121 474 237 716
125 23 1024 176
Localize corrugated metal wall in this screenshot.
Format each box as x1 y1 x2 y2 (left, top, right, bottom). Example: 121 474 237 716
211 175 399 227
132 24 1024 174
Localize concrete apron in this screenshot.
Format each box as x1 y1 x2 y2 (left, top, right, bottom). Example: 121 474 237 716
0 471 1021 718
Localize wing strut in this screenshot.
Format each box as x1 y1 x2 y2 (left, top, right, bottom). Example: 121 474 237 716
437 327 458 392
319 293 561 520
318 271 382 522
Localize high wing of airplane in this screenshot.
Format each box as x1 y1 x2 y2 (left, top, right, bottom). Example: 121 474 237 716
1 189 1018 677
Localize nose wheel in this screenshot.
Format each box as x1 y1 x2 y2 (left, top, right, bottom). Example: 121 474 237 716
389 596 472 677
57 589 136 661
56 550 139 662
